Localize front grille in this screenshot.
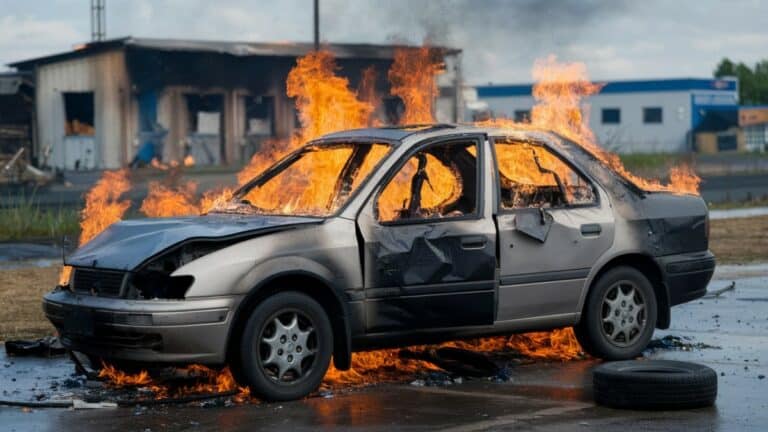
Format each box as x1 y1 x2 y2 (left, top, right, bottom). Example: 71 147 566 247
61 332 163 350
73 268 126 297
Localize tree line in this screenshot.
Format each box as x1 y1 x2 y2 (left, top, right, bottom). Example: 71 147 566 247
714 58 768 105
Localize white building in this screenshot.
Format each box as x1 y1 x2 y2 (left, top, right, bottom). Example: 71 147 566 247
474 78 739 153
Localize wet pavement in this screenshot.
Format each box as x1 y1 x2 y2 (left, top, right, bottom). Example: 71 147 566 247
2 265 767 431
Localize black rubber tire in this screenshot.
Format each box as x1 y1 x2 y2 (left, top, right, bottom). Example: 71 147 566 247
593 360 717 410
574 266 657 360
239 291 333 401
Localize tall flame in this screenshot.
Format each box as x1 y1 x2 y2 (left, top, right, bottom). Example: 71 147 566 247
78 169 131 245
140 181 200 218
287 50 375 143
234 51 376 192
389 47 444 124
482 55 700 195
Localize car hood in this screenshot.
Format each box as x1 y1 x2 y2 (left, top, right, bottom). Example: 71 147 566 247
65 214 323 270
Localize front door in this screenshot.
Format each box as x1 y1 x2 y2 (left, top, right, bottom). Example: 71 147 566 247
491 137 615 321
356 136 497 333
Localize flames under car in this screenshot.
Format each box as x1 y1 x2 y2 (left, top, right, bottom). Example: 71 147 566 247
44 124 715 401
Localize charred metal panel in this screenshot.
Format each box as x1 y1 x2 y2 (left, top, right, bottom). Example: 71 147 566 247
367 223 496 287
514 208 554 242
66 215 322 270
357 217 497 331
366 291 494 333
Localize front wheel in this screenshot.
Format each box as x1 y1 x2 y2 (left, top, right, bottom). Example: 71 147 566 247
239 291 333 401
574 266 657 360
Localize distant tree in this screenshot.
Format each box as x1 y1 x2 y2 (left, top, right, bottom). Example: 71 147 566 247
715 57 768 105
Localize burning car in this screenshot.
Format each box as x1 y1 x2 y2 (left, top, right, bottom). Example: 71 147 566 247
43 124 715 401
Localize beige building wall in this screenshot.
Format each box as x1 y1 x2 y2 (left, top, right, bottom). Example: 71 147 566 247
35 49 131 169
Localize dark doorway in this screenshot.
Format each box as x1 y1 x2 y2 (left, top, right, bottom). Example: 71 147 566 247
63 92 95 136
185 93 224 165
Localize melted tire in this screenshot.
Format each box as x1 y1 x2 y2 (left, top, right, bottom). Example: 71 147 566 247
593 360 717 410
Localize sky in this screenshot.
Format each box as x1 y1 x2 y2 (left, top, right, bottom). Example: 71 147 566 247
0 0 766 84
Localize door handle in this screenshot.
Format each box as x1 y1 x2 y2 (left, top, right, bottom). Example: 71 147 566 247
461 236 487 250
581 223 602 236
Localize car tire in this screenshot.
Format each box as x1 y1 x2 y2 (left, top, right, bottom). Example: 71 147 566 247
574 266 657 360
239 291 333 401
593 360 717 410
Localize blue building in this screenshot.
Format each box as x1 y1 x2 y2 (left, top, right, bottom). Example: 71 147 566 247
473 78 739 153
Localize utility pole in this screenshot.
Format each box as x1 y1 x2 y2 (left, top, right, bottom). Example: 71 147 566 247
91 0 106 41
313 0 319 51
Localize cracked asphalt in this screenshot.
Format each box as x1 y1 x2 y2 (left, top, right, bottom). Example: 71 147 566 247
1 264 767 431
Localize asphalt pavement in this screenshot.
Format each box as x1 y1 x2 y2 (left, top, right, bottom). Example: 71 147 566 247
1 264 767 431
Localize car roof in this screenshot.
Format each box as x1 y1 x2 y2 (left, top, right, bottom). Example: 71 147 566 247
318 123 555 145
319 124 485 142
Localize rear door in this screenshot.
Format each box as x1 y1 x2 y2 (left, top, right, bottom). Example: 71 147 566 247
356 135 497 333
491 137 615 321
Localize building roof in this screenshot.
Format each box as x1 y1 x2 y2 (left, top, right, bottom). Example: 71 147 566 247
476 77 738 98
8 37 460 69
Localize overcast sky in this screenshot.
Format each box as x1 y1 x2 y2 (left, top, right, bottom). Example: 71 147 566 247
1 0 766 84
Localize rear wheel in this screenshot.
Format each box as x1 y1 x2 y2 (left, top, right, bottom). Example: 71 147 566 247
239 291 333 401
575 266 657 359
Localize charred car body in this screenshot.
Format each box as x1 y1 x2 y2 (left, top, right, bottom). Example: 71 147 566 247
44 125 715 400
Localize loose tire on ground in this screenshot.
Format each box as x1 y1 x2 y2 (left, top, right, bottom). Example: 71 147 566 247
574 265 657 360
593 360 717 410
239 291 333 401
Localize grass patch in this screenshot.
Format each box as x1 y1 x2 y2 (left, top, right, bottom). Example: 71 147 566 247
0 193 80 241
619 153 685 175
709 197 768 210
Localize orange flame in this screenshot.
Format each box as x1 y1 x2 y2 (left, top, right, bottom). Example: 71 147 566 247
227 50 379 213
58 265 73 286
481 55 700 195
98 363 250 402
78 169 132 245
288 50 375 143
140 181 200 218
323 328 582 386
389 46 444 124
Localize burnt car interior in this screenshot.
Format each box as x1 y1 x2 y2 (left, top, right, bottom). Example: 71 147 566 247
234 142 390 216
493 138 596 209
377 140 478 222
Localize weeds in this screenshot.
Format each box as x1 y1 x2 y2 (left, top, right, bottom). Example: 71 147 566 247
0 191 79 241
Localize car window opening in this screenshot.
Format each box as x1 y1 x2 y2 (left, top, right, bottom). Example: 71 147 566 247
229 142 390 217
378 141 478 223
494 139 596 209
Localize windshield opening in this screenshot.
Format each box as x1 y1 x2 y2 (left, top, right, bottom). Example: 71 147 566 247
221 142 390 217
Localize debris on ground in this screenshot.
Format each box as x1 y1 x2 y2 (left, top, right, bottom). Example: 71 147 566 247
399 347 501 377
4 337 66 357
645 335 721 352
703 281 736 298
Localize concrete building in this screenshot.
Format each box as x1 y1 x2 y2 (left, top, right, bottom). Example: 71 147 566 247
739 106 768 152
9 37 461 170
473 78 739 154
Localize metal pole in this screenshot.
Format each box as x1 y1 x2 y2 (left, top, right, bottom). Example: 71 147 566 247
313 0 319 51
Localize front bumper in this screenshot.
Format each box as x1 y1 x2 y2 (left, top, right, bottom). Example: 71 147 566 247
42 289 243 364
658 250 716 306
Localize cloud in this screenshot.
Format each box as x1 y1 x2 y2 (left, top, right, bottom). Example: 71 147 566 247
0 15 85 68
0 0 766 83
